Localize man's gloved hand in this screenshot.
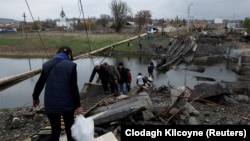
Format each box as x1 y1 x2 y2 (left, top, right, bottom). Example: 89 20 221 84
33 99 40 107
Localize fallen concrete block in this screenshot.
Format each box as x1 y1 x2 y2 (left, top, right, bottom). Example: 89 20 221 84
89 95 153 126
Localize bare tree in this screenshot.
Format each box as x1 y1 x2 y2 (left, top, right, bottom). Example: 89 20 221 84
41 18 56 29
110 0 131 33
135 10 152 33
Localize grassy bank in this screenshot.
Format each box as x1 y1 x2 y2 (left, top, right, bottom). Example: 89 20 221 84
0 31 178 58
0 31 140 57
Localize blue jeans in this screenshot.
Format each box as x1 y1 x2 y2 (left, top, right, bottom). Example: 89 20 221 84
118 83 127 95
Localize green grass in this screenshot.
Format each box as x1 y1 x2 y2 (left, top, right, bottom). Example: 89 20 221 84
0 32 137 53
0 31 177 57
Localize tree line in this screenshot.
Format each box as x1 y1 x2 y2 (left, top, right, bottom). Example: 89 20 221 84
17 0 250 33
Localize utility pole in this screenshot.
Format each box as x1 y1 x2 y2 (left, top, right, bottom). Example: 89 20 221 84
187 3 193 33
22 12 27 39
88 16 91 33
38 17 41 33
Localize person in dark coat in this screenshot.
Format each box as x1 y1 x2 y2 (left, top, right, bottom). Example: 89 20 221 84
117 62 129 95
89 61 117 94
103 62 120 94
32 46 83 141
147 61 155 78
138 36 142 49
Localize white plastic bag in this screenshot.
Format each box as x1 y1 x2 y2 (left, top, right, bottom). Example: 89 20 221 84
71 114 94 141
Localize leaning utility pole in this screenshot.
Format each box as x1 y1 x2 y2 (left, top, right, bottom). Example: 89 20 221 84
22 12 27 39
187 4 193 33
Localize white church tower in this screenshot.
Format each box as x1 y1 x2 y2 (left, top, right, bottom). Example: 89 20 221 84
56 7 68 27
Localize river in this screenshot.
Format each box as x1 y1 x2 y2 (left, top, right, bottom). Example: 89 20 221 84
0 54 239 108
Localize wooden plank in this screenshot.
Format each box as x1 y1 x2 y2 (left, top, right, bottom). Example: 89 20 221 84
74 33 148 60
80 82 105 98
0 68 41 87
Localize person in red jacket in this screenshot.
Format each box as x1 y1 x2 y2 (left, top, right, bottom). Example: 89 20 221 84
127 68 132 92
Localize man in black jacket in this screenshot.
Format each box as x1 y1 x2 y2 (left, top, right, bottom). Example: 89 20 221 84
32 46 83 141
88 61 118 94
148 61 155 78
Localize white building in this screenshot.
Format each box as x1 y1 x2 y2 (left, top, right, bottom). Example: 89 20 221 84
55 8 77 31
56 8 68 27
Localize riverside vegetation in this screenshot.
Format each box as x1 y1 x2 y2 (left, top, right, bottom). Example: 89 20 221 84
0 31 144 57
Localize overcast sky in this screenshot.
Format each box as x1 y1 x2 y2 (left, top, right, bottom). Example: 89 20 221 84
1 0 249 21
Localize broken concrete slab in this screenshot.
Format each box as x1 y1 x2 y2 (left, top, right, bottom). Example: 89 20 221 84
88 95 153 126
166 86 193 123
191 83 226 100
170 86 192 108
142 110 155 121
188 116 199 125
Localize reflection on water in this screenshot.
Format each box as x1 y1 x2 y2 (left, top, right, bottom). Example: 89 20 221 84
0 55 239 108
0 58 47 78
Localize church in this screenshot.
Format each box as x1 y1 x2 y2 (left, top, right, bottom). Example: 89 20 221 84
56 8 75 30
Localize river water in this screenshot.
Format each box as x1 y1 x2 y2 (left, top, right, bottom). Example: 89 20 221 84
0 55 239 108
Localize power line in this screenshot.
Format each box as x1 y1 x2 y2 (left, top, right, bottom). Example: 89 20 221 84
78 0 113 65
25 0 49 57
78 0 108 66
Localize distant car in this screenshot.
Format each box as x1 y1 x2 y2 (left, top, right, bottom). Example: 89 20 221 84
0 28 17 33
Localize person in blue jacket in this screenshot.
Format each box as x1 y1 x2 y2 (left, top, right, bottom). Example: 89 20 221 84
32 46 83 141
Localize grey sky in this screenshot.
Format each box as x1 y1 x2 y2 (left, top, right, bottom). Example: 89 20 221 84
1 0 249 21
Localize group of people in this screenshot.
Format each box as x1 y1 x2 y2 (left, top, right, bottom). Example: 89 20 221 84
88 61 132 96
31 46 155 141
